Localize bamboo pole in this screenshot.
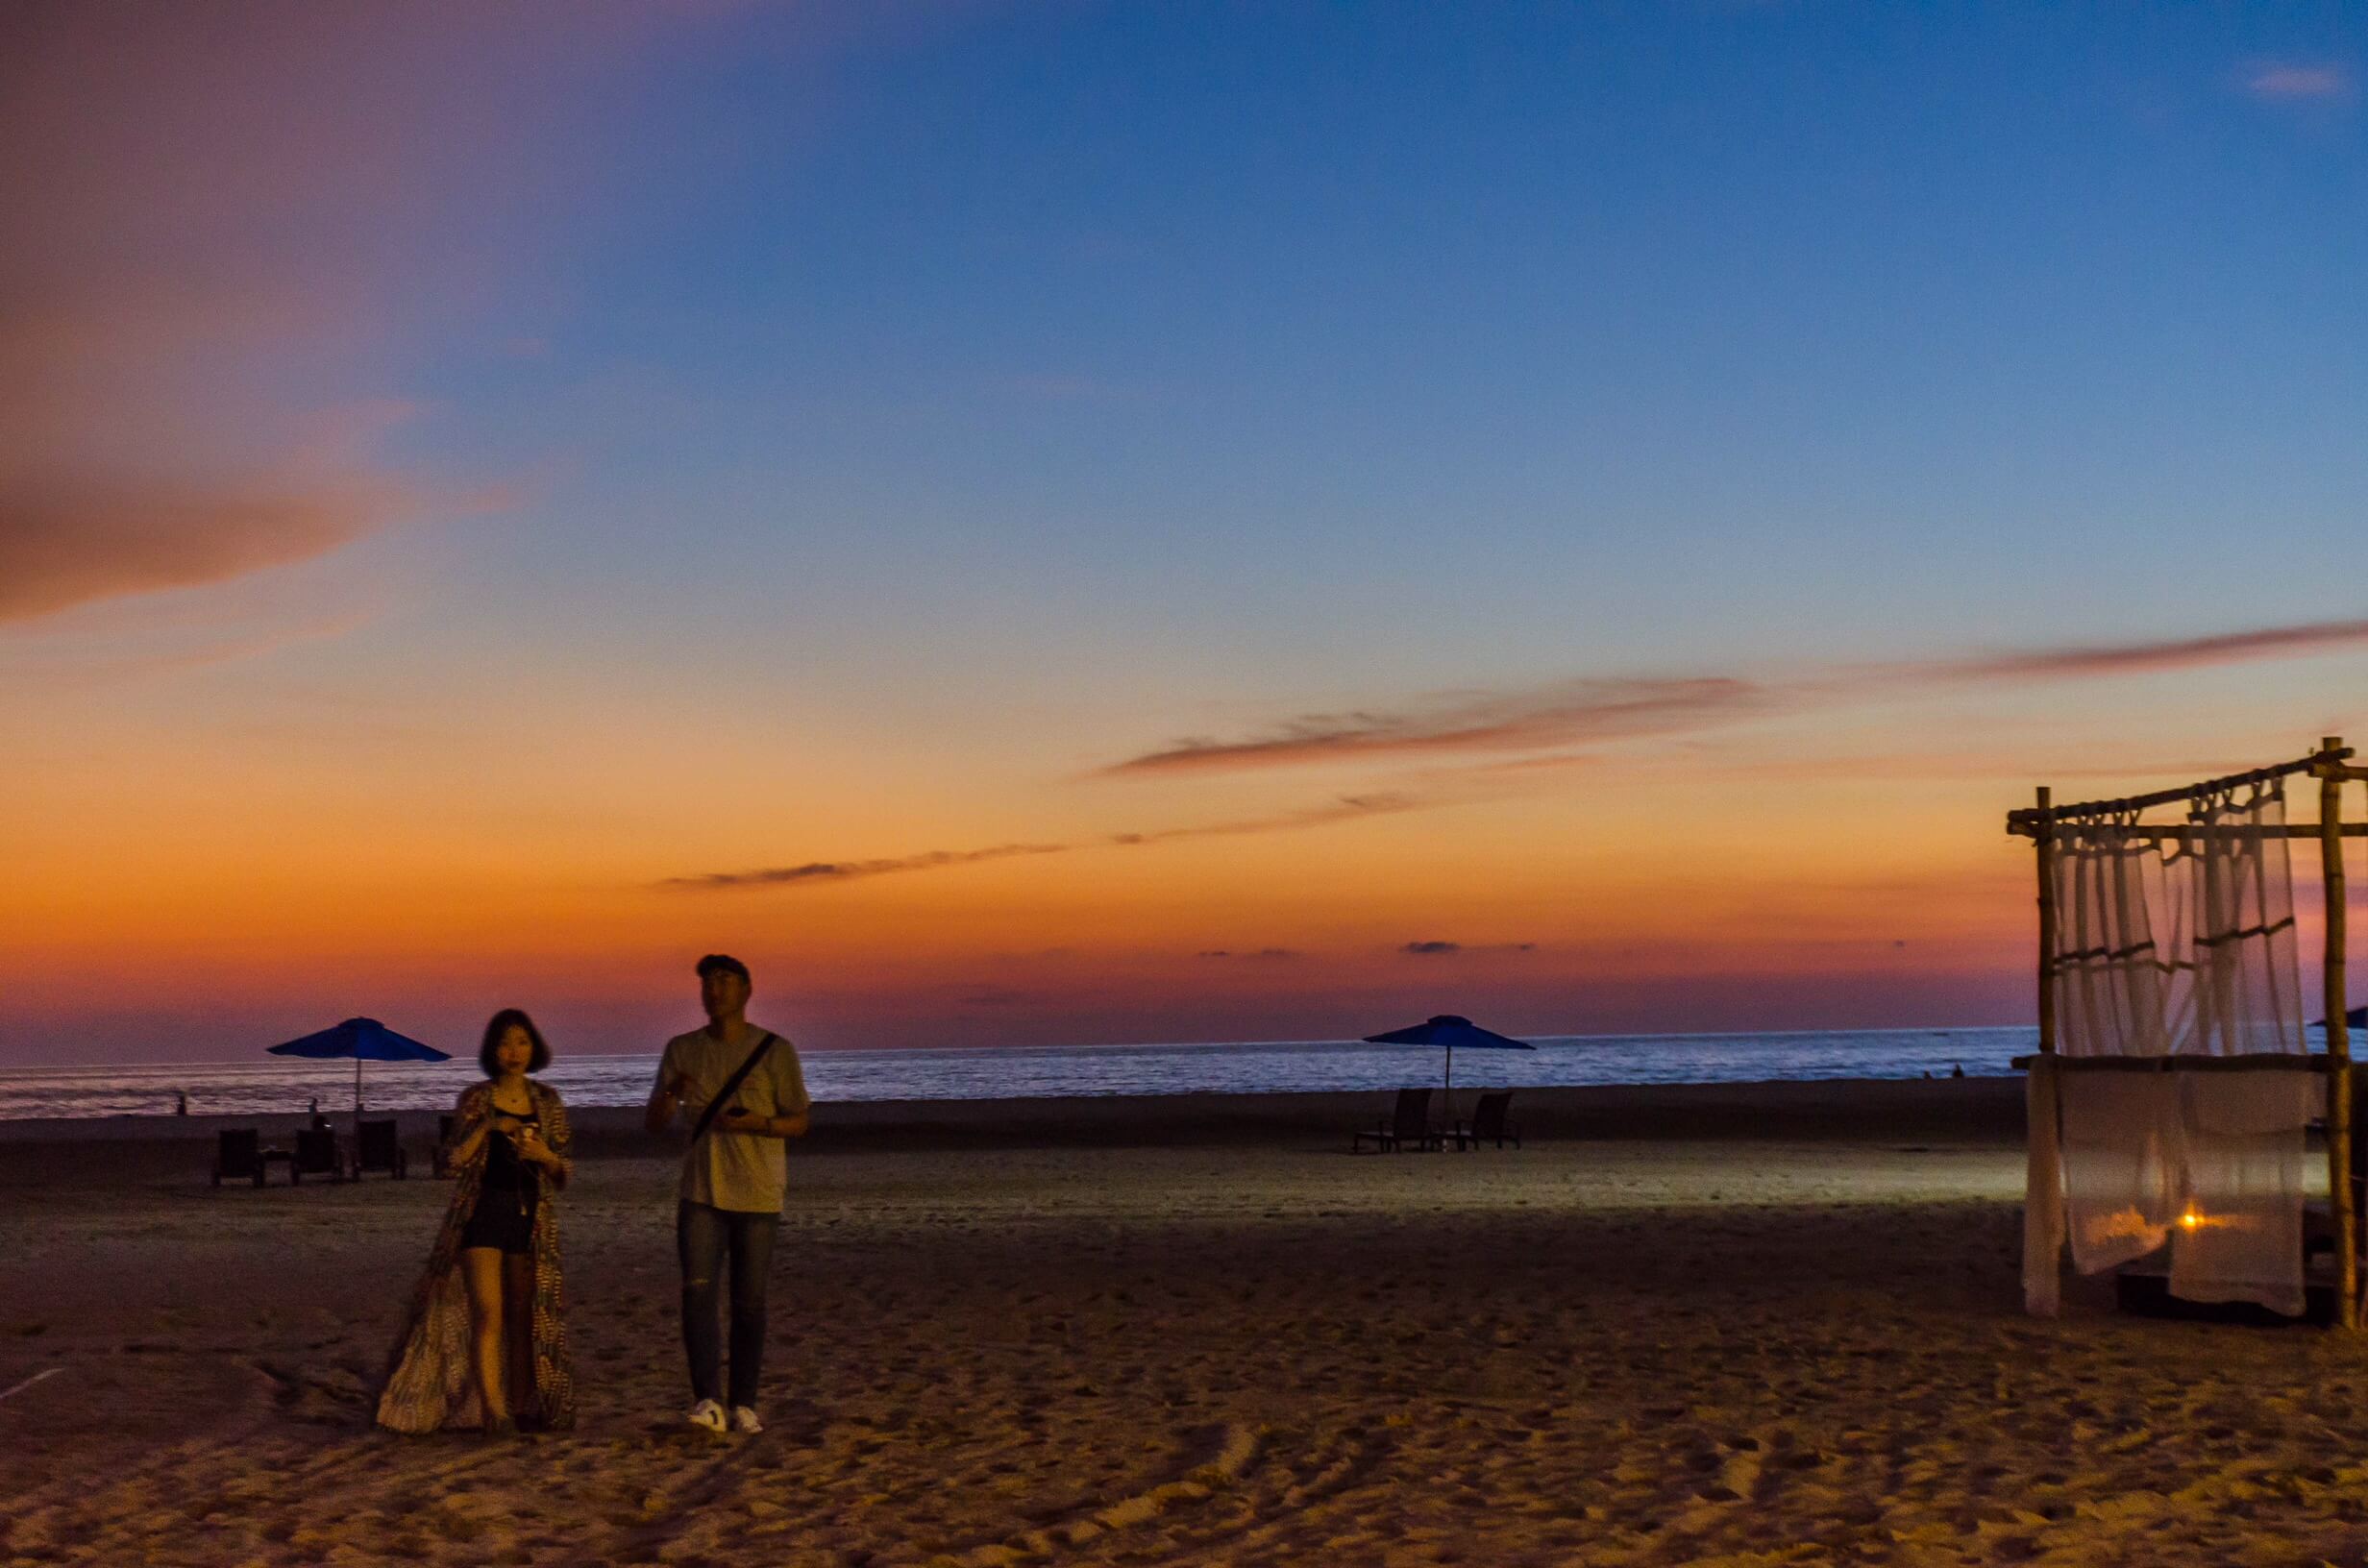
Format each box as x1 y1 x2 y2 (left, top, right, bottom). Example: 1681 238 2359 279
2320 738 2356 1330
2004 747 2349 829
2007 822 2368 842
2035 786 2057 1055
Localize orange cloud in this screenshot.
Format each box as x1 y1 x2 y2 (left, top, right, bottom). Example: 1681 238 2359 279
663 793 1438 892
663 843 1072 890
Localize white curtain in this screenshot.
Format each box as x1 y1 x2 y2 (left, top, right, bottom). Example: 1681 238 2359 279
2050 781 2303 1060
2169 1071 2319 1318
2059 1072 2184 1274
2187 786 2305 1056
2030 779 2314 1315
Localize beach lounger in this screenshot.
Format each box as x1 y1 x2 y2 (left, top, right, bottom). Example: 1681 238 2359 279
291 1126 343 1184
1452 1090 1521 1151
212 1128 267 1188
1353 1087 1442 1153
352 1117 407 1180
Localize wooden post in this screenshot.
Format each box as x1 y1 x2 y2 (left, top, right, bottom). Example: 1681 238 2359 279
2321 738 2356 1329
2035 787 2058 1054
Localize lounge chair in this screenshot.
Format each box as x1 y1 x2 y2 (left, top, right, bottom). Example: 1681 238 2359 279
291 1126 343 1184
352 1117 407 1180
1452 1090 1521 1151
1353 1087 1442 1153
212 1128 267 1188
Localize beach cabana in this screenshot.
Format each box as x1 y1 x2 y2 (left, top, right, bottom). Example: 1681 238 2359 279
2010 738 2365 1326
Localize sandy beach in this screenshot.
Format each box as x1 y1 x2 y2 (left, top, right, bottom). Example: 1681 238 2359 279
8 1080 2368 1567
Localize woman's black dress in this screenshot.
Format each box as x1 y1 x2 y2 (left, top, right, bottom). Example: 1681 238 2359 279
458 1109 539 1255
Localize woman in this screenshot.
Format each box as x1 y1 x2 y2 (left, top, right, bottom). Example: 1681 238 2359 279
377 1010 576 1434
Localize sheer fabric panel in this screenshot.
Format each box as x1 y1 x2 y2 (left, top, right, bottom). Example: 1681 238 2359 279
2047 782 2303 1060
2058 1073 2183 1275
2186 785 2304 1057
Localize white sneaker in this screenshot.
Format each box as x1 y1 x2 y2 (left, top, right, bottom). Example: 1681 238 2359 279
686 1398 727 1433
730 1405 763 1435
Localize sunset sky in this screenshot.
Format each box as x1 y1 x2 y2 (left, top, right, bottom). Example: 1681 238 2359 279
6 3 2364 1065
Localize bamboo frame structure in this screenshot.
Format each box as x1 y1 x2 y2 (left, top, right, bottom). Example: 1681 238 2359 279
2011 739 2357 1328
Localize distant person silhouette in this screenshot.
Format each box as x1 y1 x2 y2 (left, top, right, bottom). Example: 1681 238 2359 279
174 1090 188 1116
1950 1063 1965 1079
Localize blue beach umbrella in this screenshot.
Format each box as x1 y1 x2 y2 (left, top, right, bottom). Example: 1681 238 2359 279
267 1017 451 1125
1362 1014 1535 1119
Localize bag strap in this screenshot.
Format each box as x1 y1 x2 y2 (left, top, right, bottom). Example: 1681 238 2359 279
687 1032 778 1144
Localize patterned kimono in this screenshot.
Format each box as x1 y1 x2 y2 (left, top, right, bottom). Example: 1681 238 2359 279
376 1078 576 1433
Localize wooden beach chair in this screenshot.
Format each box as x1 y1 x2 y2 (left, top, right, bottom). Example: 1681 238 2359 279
291 1126 343 1184
211 1128 267 1188
1353 1088 1442 1153
1452 1090 1521 1151
352 1117 407 1180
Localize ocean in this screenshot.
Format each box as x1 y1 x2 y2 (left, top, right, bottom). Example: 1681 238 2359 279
0 1027 2032 1120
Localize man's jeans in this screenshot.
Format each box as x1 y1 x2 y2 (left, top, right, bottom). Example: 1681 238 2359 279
677 1200 779 1409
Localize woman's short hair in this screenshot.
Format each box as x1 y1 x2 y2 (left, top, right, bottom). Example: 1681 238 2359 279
479 1008 552 1076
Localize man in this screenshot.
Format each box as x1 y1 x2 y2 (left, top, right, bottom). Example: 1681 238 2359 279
645 953 810 1433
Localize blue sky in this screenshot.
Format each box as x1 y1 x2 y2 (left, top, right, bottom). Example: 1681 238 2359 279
4 2 2364 1060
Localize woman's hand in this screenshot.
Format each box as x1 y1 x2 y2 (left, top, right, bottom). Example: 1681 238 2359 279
513 1124 564 1169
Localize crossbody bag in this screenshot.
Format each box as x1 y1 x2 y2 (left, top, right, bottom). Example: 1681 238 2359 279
686 1031 780 1144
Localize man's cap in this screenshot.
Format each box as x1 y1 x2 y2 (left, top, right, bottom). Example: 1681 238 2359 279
696 953 752 984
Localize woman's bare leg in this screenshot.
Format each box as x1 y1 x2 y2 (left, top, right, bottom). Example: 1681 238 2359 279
459 1247 509 1427
502 1254 535 1422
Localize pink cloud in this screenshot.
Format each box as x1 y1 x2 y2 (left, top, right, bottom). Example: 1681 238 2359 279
2244 63 2351 100
1098 615 2368 777
1100 678 1767 775
0 477 400 625
0 5 703 625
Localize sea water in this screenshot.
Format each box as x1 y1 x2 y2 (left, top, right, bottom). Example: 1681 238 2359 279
0 1028 2032 1120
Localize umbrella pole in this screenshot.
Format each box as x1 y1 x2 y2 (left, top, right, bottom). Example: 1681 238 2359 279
1444 1046 1454 1141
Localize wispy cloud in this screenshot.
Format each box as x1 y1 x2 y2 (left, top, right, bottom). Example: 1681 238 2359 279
1100 678 1766 776
0 7 695 626
661 793 1437 892
1401 940 1537 957
1917 618 2368 684
0 475 403 625
1197 947 1302 961
1107 793 1423 842
1099 615 2368 778
2244 62 2351 100
0 609 375 692
661 843 1070 890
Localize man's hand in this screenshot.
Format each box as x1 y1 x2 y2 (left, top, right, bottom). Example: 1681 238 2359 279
644 1070 693 1136
714 1108 773 1136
